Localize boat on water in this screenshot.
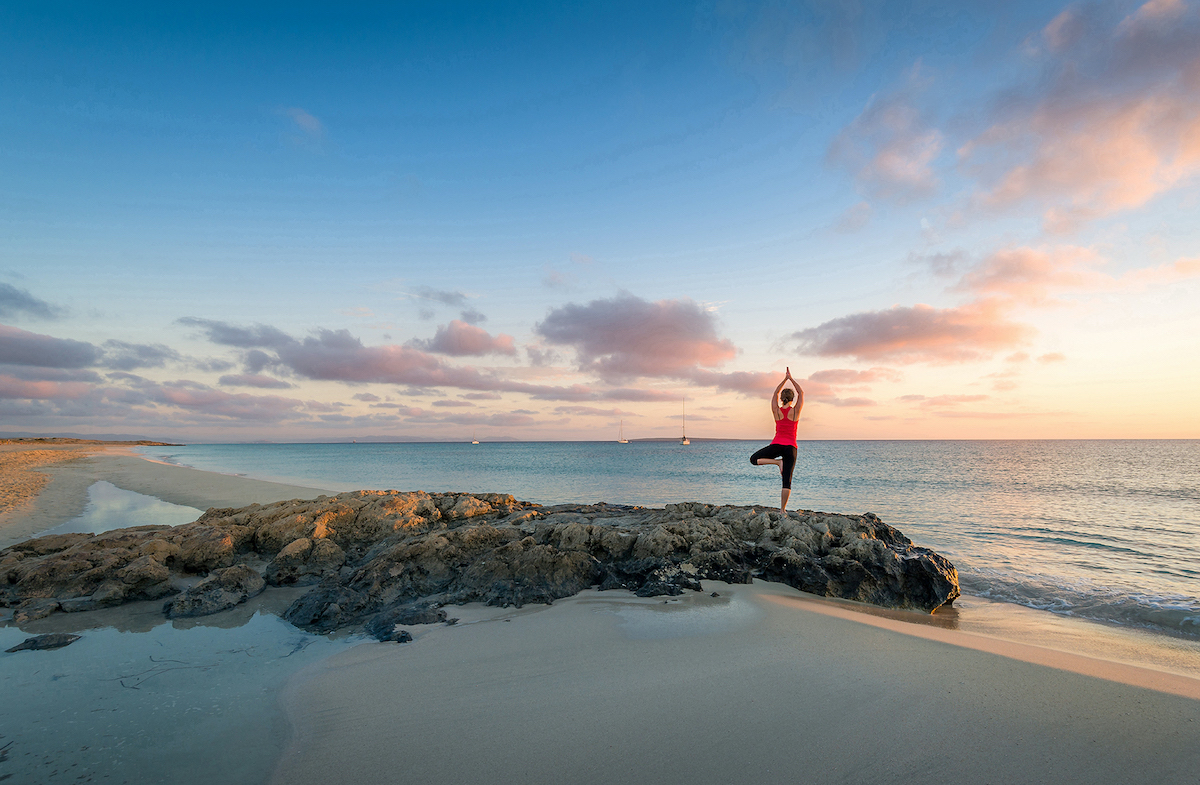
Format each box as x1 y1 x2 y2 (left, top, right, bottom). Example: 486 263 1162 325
618 420 628 444
471 430 479 445
680 400 690 445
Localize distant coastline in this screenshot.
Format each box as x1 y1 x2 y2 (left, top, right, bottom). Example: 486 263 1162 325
0 437 182 447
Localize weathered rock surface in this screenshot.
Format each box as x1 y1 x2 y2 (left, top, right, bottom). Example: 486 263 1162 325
5 632 82 652
163 565 266 618
0 490 960 630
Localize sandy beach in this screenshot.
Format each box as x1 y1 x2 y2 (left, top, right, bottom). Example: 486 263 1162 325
273 580 1200 785
2 443 1199 784
0 440 334 549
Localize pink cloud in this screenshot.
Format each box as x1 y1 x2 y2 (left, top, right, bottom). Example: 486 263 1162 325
954 246 1107 304
1036 352 1066 364
961 0 1200 231
956 246 1200 304
0 375 91 400
595 388 680 402
686 369 778 396
411 320 516 357
826 397 877 407
536 294 736 381
807 367 902 385
182 318 597 401
788 301 1034 363
155 381 307 422
1119 257 1200 286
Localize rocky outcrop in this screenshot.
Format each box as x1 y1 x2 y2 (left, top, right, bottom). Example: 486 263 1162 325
163 565 266 619
0 491 960 631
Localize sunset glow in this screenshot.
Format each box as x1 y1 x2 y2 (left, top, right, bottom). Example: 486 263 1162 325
2 1 1198 441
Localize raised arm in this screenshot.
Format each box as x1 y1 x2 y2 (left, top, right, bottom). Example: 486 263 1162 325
771 375 788 421
785 367 804 420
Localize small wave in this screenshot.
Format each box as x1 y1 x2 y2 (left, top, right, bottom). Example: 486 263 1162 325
960 570 1200 638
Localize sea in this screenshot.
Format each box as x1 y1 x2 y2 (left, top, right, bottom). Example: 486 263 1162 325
3 438 1197 783
133 439 1200 641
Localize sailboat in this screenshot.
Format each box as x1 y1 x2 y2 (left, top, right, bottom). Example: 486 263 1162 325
680 400 690 445
471 429 479 445
617 420 628 444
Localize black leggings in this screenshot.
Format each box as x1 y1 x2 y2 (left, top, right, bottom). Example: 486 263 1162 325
750 444 797 489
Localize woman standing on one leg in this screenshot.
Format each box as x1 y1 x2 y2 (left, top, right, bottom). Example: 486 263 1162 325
750 368 804 512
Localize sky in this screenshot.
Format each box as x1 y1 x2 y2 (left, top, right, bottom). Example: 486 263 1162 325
1 0 1198 442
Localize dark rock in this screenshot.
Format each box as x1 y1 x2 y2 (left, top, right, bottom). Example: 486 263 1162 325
58 596 100 613
390 630 413 643
281 579 373 633
633 564 703 597
163 565 266 618
364 601 448 641
0 490 960 630
6 632 82 652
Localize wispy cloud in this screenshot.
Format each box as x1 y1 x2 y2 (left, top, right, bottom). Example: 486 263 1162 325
827 65 943 202
788 238 1200 365
832 201 872 232
960 0 1200 232
410 286 468 307
0 284 65 320
100 340 181 371
807 367 902 385
218 373 294 389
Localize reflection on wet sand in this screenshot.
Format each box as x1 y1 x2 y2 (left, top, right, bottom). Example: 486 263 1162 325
0 588 361 785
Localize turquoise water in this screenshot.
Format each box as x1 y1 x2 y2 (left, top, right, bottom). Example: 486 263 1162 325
136 440 1200 639
39 480 203 537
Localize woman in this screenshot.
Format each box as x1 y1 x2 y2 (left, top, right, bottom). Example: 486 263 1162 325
750 367 803 512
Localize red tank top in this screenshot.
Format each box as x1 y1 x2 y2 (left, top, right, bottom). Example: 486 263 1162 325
771 406 798 445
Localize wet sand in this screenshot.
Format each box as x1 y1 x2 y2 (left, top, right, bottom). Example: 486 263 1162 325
274 581 1200 785
0 442 334 548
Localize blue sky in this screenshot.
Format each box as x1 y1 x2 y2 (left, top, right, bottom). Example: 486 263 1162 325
2 0 1198 441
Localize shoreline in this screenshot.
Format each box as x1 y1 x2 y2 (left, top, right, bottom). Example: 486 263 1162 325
0 443 335 549
3 443 1199 675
